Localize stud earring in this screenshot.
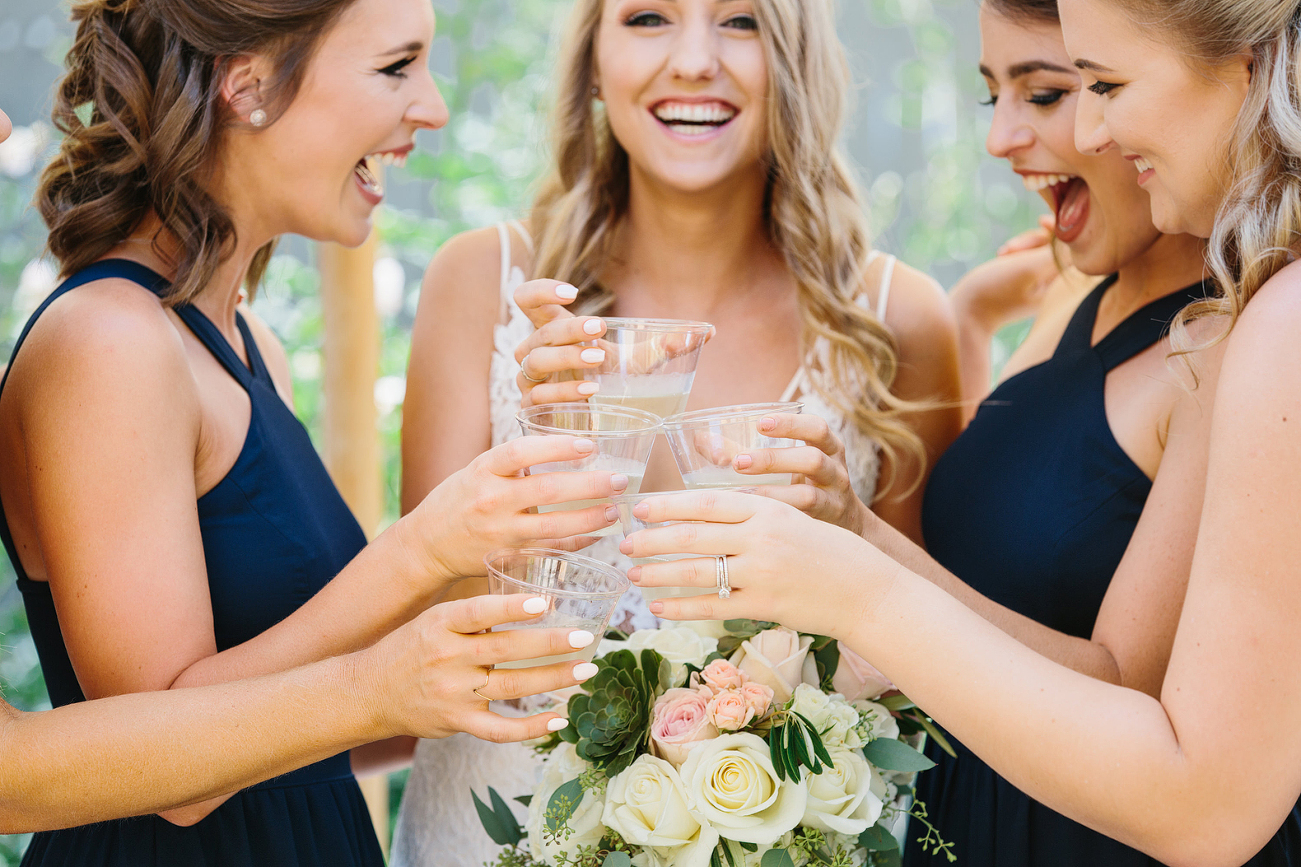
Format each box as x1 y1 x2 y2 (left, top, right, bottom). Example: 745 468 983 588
590 86 600 97
249 109 267 127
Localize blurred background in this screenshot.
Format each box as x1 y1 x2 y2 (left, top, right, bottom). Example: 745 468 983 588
0 0 1043 861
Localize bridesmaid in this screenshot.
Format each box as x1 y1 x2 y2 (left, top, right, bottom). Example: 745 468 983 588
0 1 623 864
624 0 1301 862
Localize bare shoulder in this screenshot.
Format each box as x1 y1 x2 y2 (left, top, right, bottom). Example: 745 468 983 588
239 306 293 404
419 225 514 316
1216 263 1301 398
874 258 957 353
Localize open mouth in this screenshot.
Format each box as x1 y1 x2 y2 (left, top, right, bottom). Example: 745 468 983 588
352 149 409 201
1023 172 1089 244
651 101 738 137
1134 156 1154 179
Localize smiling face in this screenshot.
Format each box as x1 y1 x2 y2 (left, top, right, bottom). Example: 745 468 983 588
595 0 769 194
979 3 1165 275
1061 0 1251 238
217 0 448 247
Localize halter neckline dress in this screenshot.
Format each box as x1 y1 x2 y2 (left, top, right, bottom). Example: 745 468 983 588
6 259 382 867
908 275 1301 867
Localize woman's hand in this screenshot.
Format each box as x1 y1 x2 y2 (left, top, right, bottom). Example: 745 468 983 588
511 279 608 407
618 491 899 641
952 218 1062 336
363 593 598 743
406 434 629 584
729 412 871 535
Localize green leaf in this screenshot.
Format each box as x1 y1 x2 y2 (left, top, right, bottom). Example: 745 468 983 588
740 842 758 852
878 694 917 712
513 794 533 807
813 637 841 686
874 847 904 867
760 849 798 867
721 839 738 867
859 822 900 851
488 786 523 845
908 711 958 759
863 738 937 772
472 788 517 846
546 777 585 832
602 853 632 867
793 711 834 768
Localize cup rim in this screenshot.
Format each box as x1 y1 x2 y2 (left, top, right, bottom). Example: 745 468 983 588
484 547 631 598
662 402 804 429
600 317 715 336
517 402 662 435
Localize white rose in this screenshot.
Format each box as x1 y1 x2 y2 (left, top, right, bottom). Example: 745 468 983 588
627 627 718 686
602 755 719 867
526 743 605 864
789 684 862 747
730 627 813 703
852 699 901 743
679 733 807 845
801 746 888 836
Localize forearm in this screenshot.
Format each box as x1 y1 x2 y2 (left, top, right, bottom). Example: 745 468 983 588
0 652 385 834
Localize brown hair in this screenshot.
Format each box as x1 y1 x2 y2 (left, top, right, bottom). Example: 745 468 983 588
984 0 1061 25
37 0 357 305
528 0 928 497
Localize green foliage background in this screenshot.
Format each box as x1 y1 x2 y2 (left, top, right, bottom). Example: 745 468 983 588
0 0 1044 861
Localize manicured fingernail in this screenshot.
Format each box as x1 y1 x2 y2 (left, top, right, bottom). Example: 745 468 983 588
547 717 571 731
577 381 599 396
649 602 664 615
611 474 630 493
759 417 776 431
580 348 605 364
632 503 649 518
604 505 619 523
573 662 599 681
619 539 633 555
628 565 642 584
574 438 595 454
568 630 595 649
556 284 578 301
583 318 603 335
523 597 547 615
734 454 753 470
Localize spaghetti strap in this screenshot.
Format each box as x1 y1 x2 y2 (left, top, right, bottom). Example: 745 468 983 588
876 255 896 321
508 219 534 255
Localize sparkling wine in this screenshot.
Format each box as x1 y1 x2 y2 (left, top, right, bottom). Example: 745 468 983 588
590 390 689 420
537 456 647 536
495 648 592 671
680 466 792 489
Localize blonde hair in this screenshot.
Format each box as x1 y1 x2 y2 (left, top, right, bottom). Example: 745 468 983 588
1114 0 1301 350
528 0 926 497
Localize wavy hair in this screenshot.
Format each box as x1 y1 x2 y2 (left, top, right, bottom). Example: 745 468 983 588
528 0 927 497
36 0 357 306
1110 0 1301 350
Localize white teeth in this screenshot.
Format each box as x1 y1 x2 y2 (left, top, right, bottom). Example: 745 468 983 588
652 101 738 125
1134 157 1153 174
1020 172 1076 192
362 151 410 171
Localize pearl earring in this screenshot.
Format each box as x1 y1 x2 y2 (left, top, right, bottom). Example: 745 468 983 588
591 86 600 97
249 109 267 127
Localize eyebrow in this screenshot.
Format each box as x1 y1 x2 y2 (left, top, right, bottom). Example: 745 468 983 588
979 59 1076 79
380 41 424 56
1074 58 1115 73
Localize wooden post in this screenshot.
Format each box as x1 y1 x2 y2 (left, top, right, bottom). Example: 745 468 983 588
317 230 389 855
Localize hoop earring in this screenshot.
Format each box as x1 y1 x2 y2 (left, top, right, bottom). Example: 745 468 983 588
249 109 267 128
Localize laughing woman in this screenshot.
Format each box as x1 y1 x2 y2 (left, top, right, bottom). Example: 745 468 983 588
623 0 1301 863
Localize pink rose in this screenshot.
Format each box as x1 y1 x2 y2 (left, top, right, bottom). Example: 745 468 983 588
732 627 814 703
707 690 757 732
699 658 746 693
832 647 894 702
741 681 774 720
651 687 719 767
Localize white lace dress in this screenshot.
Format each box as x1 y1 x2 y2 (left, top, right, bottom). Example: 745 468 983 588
390 221 896 866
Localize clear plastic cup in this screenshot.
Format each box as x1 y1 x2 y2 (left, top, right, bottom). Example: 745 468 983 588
584 318 715 419
517 403 663 536
485 547 631 670
663 402 804 489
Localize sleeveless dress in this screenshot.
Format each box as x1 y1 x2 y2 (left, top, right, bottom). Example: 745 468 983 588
907 276 1301 867
390 222 895 866
6 260 383 867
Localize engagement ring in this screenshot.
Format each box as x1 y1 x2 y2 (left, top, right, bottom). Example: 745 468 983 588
715 555 731 599
520 353 546 384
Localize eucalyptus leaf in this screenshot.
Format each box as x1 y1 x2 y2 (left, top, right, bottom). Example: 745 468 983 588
513 795 533 807
546 777 585 832
488 786 522 845
760 849 798 867
471 788 516 846
875 847 904 867
602 853 632 867
859 822 900 851
863 737 937 772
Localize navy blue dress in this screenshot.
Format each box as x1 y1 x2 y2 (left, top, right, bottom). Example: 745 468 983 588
907 276 1301 867
4 260 383 867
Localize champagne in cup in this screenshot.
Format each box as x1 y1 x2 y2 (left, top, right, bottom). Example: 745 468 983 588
584 318 714 419
663 402 805 489
517 403 661 536
485 548 631 669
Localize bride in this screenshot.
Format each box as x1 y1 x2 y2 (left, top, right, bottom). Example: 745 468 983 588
392 0 963 862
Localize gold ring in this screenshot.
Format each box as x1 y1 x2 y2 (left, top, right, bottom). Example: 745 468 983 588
473 669 493 701
520 353 546 384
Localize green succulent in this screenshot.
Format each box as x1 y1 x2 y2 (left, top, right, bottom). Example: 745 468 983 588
560 649 671 777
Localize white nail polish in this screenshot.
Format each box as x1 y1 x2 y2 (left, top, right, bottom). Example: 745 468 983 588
523 597 547 615
547 717 570 731
583 319 603 335
568 630 596 649
580 348 605 364
577 382 599 396
573 662 599 680
556 284 579 301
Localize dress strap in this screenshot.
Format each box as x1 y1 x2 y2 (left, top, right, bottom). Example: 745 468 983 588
170 305 258 391
876 255 897 321
1052 274 1116 360
1094 279 1213 372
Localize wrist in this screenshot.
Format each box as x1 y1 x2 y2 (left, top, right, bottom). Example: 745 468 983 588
389 510 457 597
337 645 395 742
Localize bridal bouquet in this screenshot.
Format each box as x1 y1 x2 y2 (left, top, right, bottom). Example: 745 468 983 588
475 621 955 867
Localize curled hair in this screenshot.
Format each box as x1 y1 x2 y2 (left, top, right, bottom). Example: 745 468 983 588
984 0 1061 25
528 0 927 497
37 0 356 305
1112 0 1301 351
